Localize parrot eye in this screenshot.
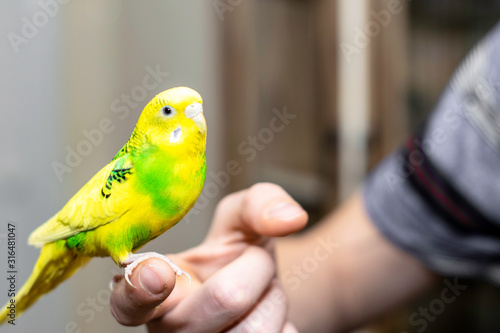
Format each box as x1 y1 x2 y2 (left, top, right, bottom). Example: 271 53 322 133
161 106 175 116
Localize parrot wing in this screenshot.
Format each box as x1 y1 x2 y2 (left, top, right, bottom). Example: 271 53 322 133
28 154 136 247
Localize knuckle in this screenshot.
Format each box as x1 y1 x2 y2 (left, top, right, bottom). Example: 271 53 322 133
248 182 284 197
209 280 253 316
215 192 241 215
243 183 285 211
256 247 276 274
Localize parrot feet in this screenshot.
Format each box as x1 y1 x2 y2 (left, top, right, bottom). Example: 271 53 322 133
122 252 192 288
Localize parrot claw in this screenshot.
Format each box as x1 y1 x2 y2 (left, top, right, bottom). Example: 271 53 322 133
122 252 192 288
124 267 135 288
109 275 120 291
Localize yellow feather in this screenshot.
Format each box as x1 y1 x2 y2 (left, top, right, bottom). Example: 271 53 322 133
0 241 90 324
28 156 133 245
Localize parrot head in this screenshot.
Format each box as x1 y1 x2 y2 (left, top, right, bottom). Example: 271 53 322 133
137 86 207 151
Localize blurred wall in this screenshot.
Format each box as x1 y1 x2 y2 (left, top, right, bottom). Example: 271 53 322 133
0 1 222 332
0 1 69 331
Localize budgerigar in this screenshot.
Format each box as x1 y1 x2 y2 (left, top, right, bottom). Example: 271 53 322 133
0 86 207 324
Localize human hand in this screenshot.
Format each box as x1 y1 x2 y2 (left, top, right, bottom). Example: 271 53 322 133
110 183 308 332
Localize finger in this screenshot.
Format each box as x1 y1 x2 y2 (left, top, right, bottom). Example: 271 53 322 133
110 258 176 326
207 183 308 241
227 279 288 333
149 246 275 333
282 322 299 333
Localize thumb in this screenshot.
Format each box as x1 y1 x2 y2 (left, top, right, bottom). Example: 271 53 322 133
110 258 176 326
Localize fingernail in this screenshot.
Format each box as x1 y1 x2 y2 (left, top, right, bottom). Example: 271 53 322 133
266 202 304 220
139 264 167 295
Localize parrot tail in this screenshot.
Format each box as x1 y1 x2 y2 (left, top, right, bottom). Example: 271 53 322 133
0 240 90 325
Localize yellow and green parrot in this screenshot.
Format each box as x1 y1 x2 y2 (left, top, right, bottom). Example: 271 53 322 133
0 86 207 324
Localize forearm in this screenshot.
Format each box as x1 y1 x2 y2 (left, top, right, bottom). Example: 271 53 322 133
276 191 438 332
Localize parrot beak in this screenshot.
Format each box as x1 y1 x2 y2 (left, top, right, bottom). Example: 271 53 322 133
185 103 206 134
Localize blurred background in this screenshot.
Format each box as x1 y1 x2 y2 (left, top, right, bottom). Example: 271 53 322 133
1 0 500 332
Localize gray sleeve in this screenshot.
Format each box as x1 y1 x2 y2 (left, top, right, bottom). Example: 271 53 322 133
362 22 500 283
